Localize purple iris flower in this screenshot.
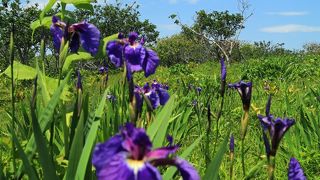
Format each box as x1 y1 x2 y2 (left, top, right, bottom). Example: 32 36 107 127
258 96 295 157
50 16 100 55
288 158 306 180
135 81 170 110
106 32 160 78
228 81 252 111
92 123 200 180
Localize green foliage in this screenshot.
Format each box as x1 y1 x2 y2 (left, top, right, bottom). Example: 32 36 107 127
73 1 159 44
62 52 93 74
155 34 210 66
0 0 42 67
191 10 244 40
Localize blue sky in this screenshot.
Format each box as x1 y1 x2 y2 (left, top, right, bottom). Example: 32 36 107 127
25 0 320 50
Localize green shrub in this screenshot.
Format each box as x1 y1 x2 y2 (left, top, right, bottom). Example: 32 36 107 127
155 34 210 66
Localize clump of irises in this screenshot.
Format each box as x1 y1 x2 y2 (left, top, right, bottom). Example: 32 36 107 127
92 123 200 180
107 32 159 78
258 95 295 179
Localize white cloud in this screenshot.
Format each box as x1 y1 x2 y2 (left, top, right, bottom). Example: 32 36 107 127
266 11 308 16
261 24 320 33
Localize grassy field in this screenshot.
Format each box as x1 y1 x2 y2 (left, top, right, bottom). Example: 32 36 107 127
1 53 320 179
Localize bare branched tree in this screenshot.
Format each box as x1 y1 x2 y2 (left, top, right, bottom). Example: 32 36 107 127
170 0 253 63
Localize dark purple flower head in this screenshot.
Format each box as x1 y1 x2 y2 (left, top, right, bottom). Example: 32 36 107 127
118 32 124 39
106 32 159 78
50 16 100 55
228 80 252 111
128 32 139 44
258 96 295 156
92 123 200 180
288 158 306 180
220 58 226 82
229 134 234 153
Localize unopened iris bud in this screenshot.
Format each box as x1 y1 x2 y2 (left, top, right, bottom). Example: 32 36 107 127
288 158 306 180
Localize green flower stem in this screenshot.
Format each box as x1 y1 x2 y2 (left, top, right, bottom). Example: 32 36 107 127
241 110 249 177
9 30 16 176
229 152 234 180
268 156 276 180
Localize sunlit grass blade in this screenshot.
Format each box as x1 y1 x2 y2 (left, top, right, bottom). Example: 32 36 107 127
30 105 58 180
147 94 176 145
11 129 39 180
65 112 85 180
203 133 229 180
17 71 72 176
75 120 100 180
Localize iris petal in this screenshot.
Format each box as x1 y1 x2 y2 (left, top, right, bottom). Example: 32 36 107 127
70 33 80 53
96 153 135 180
146 146 179 161
50 20 63 52
137 163 162 180
143 49 159 77
107 41 123 67
175 158 200 180
124 44 146 72
92 135 124 171
71 21 100 55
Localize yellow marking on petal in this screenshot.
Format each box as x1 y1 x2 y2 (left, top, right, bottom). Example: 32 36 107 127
126 159 145 176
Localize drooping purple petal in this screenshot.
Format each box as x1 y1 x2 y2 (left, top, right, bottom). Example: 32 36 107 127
220 58 226 81
157 88 170 105
271 118 295 155
107 41 123 67
174 158 200 180
92 135 124 171
50 16 64 52
95 153 135 180
71 21 100 55
137 163 162 180
145 90 160 109
288 158 306 180
124 44 146 72
262 131 271 156
70 33 80 53
142 49 159 77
